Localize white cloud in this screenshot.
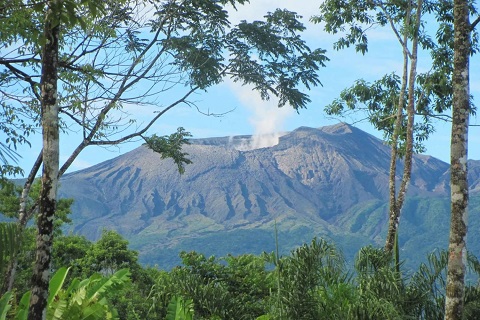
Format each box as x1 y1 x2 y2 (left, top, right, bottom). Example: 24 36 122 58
225 78 292 150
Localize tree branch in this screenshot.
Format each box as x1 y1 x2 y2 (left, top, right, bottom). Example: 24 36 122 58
471 15 480 31
378 1 413 59
18 150 42 226
3 63 41 100
89 86 199 146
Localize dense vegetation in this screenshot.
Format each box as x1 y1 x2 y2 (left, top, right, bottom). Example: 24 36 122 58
1 0 479 317
2 220 480 319
125 195 480 274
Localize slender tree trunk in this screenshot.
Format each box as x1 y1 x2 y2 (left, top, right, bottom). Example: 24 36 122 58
445 0 470 318
385 0 422 252
385 20 409 253
1 151 43 295
28 1 61 318
19 151 43 227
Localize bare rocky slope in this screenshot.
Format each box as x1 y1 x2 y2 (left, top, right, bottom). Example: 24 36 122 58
58 123 480 268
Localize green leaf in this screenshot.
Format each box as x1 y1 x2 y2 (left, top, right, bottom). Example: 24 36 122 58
88 1 98 18
80 304 106 319
14 291 30 320
65 278 80 296
111 268 131 283
48 267 70 305
0 291 12 320
78 18 87 31
144 128 192 174
166 296 194 320
87 268 131 302
0 223 21 273
51 299 68 320
70 286 87 307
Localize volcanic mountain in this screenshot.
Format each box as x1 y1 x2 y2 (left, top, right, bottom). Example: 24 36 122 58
58 123 480 268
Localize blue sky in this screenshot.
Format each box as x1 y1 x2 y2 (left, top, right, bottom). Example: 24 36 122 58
13 0 480 175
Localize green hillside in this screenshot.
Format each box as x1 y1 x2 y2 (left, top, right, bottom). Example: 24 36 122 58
129 194 480 271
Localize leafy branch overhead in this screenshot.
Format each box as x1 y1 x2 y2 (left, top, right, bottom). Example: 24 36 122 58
325 74 435 156
1 0 327 316
1 0 329 179
144 128 193 174
224 9 328 110
315 0 479 129
163 4 328 110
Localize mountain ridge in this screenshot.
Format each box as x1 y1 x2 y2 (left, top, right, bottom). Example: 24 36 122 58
57 123 480 268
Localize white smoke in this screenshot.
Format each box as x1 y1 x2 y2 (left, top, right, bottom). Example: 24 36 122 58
226 79 292 151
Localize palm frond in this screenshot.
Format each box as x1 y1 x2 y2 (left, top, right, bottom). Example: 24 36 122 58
0 223 22 274
0 142 20 165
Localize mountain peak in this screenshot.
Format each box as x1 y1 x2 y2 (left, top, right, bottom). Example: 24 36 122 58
56 123 470 268
318 122 354 135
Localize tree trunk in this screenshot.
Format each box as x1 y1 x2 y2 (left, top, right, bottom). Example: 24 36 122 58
1 151 42 295
28 1 61 318
385 15 409 253
385 0 422 253
444 0 470 319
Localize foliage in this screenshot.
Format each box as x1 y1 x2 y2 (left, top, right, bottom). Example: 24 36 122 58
49 268 130 319
0 291 13 320
52 234 92 280
144 128 193 174
0 180 23 219
270 238 347 319
314 0 479 151
0 223 22 282
5 225 480 319
2 2 328 313
83 230 139 277
1 0 328 176
324 74 434 155
353 246 405 319
0 179 72 229
52 231 156 319
165 296 194 320
150 251 274 320
0 267 131 319
1 227 36 296
407 250 448 319
261 239 480 320
0 94 35 178
0 178 74 294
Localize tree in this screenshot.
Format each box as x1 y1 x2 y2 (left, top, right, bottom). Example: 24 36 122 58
0 3 35 178
51 234 92 280
162 251 273 319
27 0 62 316
82 230 139 277
445 0 471 318
313 0 429 255
312 0 479 255
266 238 347 319
1 0 327 317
